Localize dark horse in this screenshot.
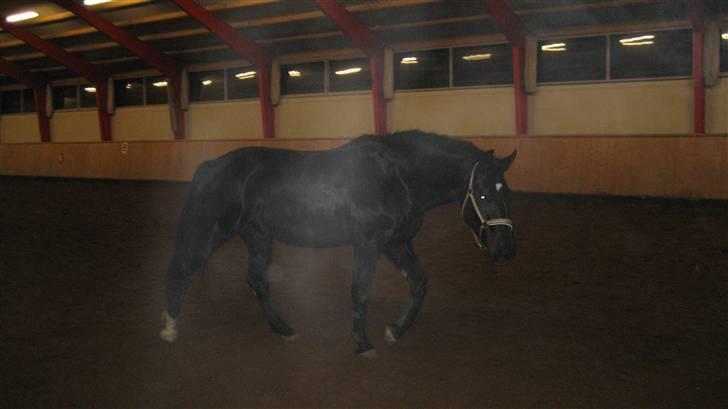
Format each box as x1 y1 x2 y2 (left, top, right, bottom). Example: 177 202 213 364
160 130 516 356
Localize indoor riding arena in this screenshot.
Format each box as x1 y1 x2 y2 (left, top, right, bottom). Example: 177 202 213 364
1 1 728 407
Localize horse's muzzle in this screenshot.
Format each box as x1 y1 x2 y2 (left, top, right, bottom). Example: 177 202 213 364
485 226 516 265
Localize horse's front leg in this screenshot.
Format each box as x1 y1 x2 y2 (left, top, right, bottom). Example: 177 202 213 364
244 234 296 340
351 243 380 357
384 240 427 345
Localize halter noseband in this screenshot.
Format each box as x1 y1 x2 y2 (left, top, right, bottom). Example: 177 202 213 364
461 161 513 249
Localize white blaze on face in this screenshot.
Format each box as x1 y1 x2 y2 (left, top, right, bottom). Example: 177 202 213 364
496 183 503 191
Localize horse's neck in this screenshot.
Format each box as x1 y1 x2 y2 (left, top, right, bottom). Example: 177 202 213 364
408 150 481 211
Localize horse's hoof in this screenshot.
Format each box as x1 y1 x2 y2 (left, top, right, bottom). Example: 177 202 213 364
384 324 398 345
281 333 298 342
160 312 178 343
358 348 378 358
160 327 178 343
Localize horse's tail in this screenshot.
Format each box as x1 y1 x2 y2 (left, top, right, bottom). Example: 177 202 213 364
161 157 246 342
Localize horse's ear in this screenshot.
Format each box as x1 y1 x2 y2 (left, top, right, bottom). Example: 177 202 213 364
484 149 494 161
499 150 517 171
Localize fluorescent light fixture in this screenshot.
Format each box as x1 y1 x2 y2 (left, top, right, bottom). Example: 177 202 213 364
541 42 566 52
125 83 133 89
722 33 728 40
202 80 213 86
84 0 112 5
400 57 418 64
620 34 654 46
288 70 301 77
462 53 492 61
335 67 362 76
235 71 256 80
153 81 168 88
6 11 39 23
84 87 97 93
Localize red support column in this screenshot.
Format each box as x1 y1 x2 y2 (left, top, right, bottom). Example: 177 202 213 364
257 62 275 139
34 86 51 143
172 0 274 138
313 0 388 135
169 72 187 140
512 45 527 135
693 29 705 134
370 52 387 135
0 20 111 141
95 81 112 142
482 0 529 135
54 0 187 139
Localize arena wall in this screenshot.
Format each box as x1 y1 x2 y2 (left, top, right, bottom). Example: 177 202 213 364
0 78 726 199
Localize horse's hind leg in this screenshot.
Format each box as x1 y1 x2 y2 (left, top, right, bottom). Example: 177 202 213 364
161 221 229 343
384 240 428 345
244 234 296 339
351 243 379 357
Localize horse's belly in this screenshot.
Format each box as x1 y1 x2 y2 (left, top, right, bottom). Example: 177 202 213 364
269 212 353 247
270 214 353 247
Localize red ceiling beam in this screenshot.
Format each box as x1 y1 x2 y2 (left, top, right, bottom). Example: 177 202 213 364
0 57 51 142
172 0 275 138
0 20 112 141
687 0 705 134
53 0 187 140
313 0 387 135
481 0 528 135
313 0 385 57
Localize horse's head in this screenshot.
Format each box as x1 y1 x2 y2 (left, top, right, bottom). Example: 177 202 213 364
461 150 517 264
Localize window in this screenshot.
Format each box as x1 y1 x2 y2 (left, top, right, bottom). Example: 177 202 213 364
189 70 224 102
22 88 35 112
395 49 449 90
146 76 169 105
1 90 22 113
538 36 607 83
226 67 259 99
610 29 692 79
329 58 371 92
52 85 78 110
114 78 144 107
453 44 512 86
80 85 97 108
281 62 324 95
721 29 728 72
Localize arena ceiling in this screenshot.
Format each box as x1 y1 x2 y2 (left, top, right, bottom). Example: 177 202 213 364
0 0 726 87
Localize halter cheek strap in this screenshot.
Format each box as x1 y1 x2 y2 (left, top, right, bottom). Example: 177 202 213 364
461 161 513 249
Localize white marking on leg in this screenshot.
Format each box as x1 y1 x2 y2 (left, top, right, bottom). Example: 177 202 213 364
160 311 178 343
401 269 408 278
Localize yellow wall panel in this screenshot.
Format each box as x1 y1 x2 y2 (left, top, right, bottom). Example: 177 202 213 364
113 106 174 141
391 87 515 136
277 94 373 138
532 80 694 135
0 114 40 143
51 110 100 142
189 100 262 140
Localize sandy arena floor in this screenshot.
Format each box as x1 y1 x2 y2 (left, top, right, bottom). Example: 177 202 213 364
1 177 727 407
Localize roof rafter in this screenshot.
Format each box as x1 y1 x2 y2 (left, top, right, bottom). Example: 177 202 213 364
53 0 188 140
0 20 111 140
53 0 182 76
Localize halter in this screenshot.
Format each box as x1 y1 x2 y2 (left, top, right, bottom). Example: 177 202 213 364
461 161 513 249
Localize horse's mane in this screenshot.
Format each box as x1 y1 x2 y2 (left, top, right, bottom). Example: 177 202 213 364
368 130 485 167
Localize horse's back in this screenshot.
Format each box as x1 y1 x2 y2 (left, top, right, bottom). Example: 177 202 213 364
206 138 414 247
